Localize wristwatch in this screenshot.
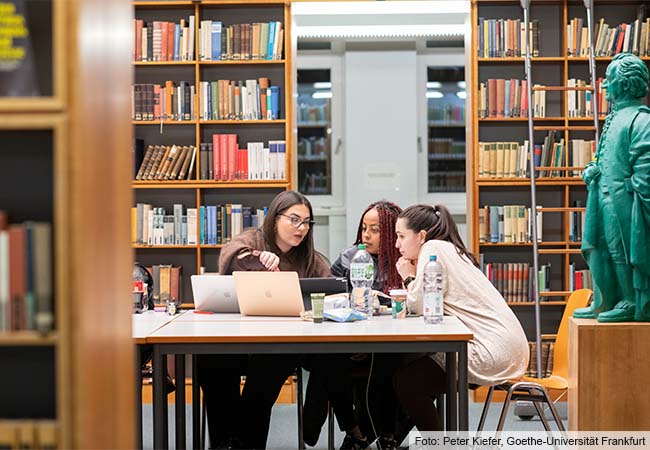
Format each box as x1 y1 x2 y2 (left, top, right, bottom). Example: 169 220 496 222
403 276 415 288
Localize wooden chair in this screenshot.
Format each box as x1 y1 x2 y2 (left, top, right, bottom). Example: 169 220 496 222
476 288 593 432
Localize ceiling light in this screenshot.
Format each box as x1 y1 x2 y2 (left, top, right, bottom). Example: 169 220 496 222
457 81 466 89
456 91 467 99
297 24 465 38
427 82 442 89
293 1 469 16
426 91 444 99
313 82 332 89
312 92 332 99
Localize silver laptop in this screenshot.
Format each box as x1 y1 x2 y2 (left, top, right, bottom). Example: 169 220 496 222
233 271 304 317
191 274 239 313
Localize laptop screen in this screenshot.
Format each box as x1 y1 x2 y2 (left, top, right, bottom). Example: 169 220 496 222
299 277 348 309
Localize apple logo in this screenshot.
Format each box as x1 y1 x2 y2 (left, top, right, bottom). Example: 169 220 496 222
265 290 273 298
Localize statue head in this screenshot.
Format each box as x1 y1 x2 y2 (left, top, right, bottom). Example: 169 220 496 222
602 53 649 104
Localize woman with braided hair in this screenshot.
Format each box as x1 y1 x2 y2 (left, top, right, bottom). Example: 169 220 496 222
332 200 403 295
303 200 406 450
393 204 528 432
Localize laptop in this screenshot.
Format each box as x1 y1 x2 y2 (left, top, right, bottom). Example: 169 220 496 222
190 274 239 313
233 271 304 317
299 277 348 309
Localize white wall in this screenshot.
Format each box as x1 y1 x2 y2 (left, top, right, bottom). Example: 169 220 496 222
344 50 418 244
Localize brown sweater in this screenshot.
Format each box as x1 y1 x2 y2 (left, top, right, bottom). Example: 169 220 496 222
218 228 331 278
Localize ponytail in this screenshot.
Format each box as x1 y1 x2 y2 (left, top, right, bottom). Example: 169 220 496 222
399 204 479 268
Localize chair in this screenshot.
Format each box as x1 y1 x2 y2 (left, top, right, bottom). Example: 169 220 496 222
476 288 593 432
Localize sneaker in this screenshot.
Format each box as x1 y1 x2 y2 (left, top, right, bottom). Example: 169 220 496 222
340 433 371 450
376 434 399 450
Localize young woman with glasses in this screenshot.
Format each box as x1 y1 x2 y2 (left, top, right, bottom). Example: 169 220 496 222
198 190 330 449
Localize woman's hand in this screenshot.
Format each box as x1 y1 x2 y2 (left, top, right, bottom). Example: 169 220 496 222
396 257 417 280
259 251 280 271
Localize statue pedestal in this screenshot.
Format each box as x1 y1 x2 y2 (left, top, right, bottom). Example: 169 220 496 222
569 318 650 430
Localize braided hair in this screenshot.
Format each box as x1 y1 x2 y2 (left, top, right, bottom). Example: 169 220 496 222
354 200 403 293
399 204 479 268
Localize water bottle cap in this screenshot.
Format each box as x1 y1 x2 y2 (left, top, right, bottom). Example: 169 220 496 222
429 255 437 261
357 244 366 250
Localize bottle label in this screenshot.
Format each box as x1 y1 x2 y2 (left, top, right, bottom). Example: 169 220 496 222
424 292 443 316
350 262 373 281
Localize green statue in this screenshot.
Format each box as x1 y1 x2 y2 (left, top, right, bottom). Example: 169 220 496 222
574 53 650 322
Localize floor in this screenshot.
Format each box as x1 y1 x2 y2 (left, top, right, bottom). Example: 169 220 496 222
141 400 569 449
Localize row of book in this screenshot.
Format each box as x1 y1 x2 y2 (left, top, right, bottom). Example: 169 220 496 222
198 20 284 61
570 265 593 291
134 144 196 181
0 420 57 450
478 205 543 244
144 265 182 306
298 137 328 160
198 137 286 181
429 138 465 155
133 17 195 62
0 214 53 333
197 79 281 121
476 18 541 58
526 341 554 378
478 141 528 179
298 103 330 124
588 17 650 57
483 262 532 303
428 172 465 192
428 104 465 123
478 79 547 119
133 203 268 246
300 172 329 196
568 78 610 117
132 81 195 121
478 137 595 179
569 203 585 243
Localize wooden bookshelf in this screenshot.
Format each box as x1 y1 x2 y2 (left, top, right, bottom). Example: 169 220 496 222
132 0 293 306
1 0 134 446
470 0 650 401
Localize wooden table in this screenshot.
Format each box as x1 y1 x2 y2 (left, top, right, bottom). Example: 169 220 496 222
145 313 473 450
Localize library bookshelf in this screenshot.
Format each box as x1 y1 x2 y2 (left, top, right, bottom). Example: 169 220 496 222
132 0 294 307
0 0 134 448
470 0 650 400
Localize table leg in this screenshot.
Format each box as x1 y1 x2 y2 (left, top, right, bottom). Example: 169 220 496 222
153 346 168 449
445 352 458 432
175 355 186 449
458 344 468 431
135 346 142 450
192 355 201 450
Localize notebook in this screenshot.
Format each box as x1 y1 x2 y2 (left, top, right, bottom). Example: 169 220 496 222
233 271 304 316
190 274 239 313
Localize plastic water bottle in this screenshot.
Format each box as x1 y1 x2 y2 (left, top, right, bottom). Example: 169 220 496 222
423 254 444 324
350 244 374 317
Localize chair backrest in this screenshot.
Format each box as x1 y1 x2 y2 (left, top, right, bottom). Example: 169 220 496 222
551 289 592 380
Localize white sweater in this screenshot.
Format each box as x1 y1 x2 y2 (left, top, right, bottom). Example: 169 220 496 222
406 240 529 386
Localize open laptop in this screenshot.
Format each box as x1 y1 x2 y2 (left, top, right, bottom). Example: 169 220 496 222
190 274 239 313
233 271 304 316
299 277 348 309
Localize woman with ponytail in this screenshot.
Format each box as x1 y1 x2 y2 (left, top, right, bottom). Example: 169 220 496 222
393 204 528 432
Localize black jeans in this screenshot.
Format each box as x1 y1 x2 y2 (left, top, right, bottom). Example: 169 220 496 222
238 354 302 449
197 355 248 447
393 356 446 431
303 353 410 444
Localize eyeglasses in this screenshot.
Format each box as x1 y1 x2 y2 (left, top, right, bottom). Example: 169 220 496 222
279 214 314 229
